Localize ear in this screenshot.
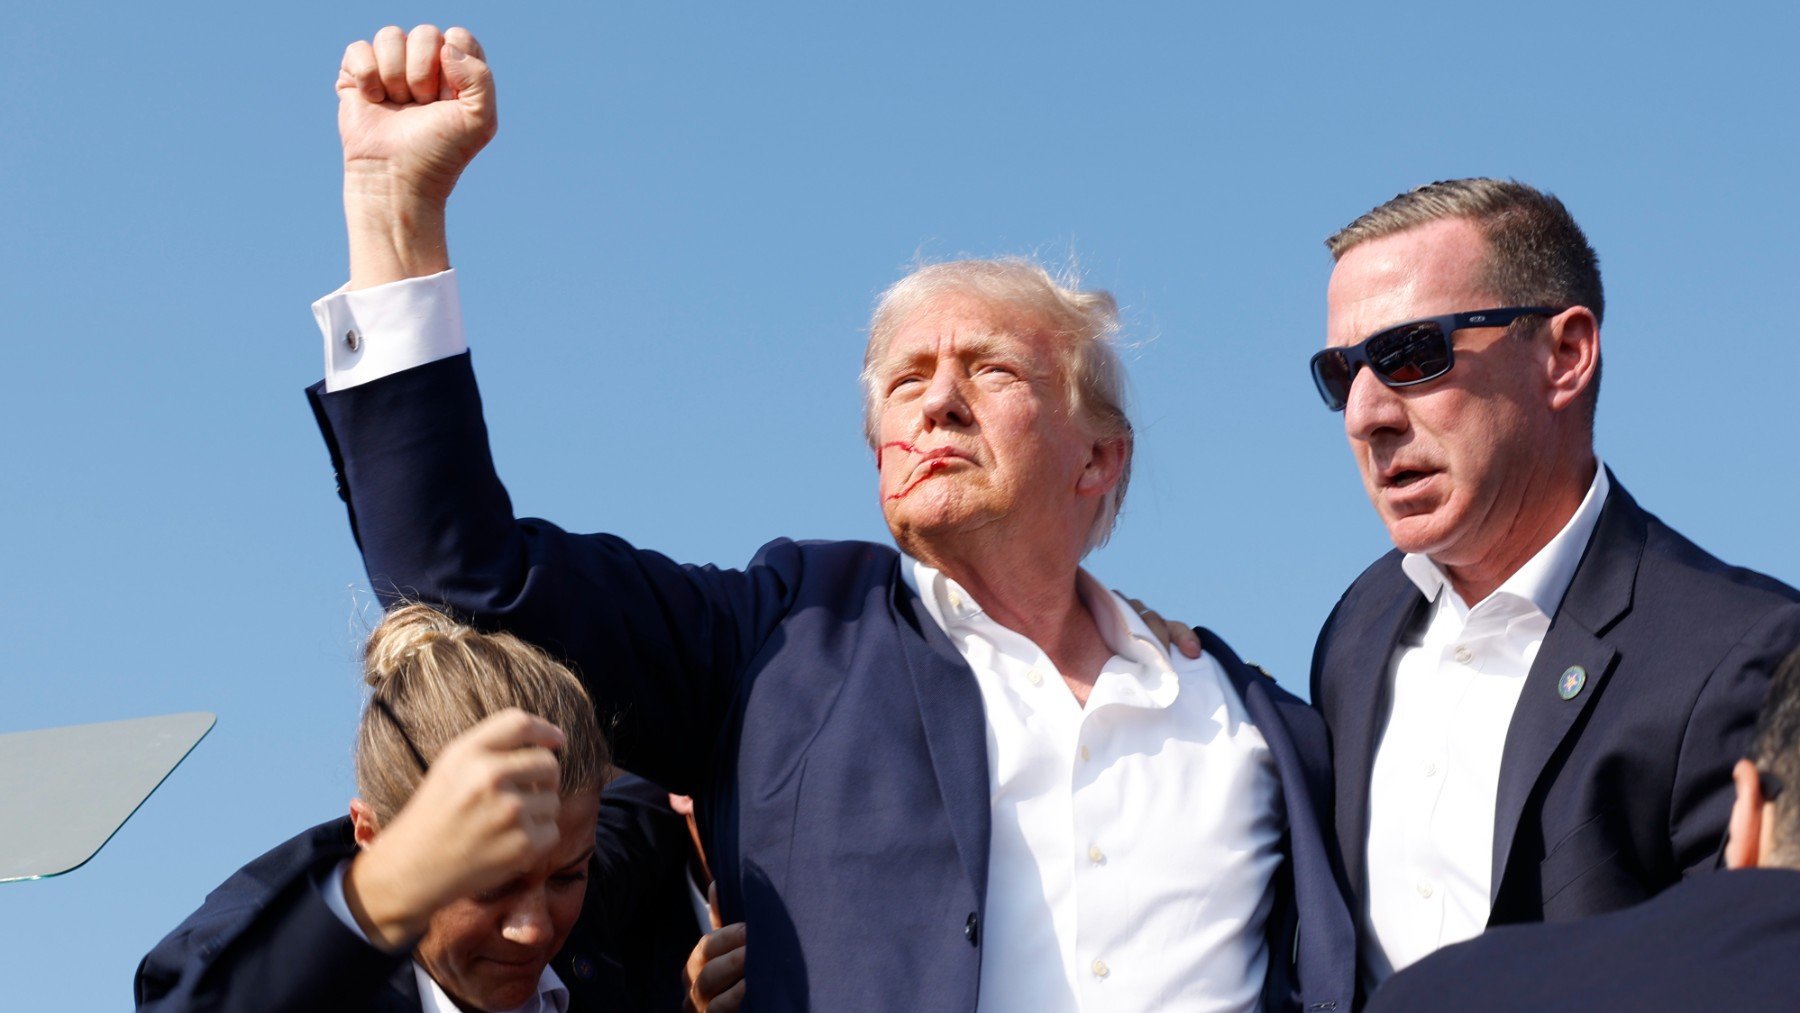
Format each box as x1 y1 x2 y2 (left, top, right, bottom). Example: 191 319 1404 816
1075 434 1128 498
1725 760 1764 870
1542 306 1600 414
348 798 382 851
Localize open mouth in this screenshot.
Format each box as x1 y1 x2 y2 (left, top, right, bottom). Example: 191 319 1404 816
1390 469 1431 488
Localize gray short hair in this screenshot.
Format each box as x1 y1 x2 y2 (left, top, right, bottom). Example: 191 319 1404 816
1327 178 1605 426
861 258 1133 554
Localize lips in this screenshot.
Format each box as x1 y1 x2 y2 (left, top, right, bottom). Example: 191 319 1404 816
884 446 970 502
1378 461 1439 489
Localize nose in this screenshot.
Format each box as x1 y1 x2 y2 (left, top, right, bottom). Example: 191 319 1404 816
921 367 973 430
1342 365 1408 443
499 888 553 947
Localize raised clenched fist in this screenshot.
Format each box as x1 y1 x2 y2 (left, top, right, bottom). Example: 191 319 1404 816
337 25 497 207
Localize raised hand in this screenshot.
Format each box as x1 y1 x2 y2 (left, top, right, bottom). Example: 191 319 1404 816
343 708 567 950
337 25 496 205
334 25 496 287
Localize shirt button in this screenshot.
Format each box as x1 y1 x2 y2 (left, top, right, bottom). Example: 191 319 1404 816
1453 645 1474 665
1027 669 1043 686
1416 880 1435 899
1423 761 1438 777
343 329 361 351
1091 958 1110 979
1088 844 1105 864
948 589 964 610
1079 745 1092 761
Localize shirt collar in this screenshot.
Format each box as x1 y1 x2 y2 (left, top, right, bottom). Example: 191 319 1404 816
414 962 569 1013
1400 463 1610 618
899 555 1179 708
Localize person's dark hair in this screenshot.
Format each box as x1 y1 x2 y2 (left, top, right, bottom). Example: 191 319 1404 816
1326 178 1605 428
1749 644 1800 864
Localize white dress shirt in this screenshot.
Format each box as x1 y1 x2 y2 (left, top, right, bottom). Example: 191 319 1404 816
312 272 1286 1010
903 559 1283 1013
1363 466 1609 980
321 860 571 1013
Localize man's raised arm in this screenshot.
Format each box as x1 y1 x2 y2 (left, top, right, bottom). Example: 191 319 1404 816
336 24 495 290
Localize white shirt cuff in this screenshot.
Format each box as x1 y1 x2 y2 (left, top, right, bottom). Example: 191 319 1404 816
321 858 375 944
313 269 468 392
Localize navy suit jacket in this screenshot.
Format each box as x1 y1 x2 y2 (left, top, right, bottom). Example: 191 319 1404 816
308 353 1357 1012
1365 868 1800 1011
133 817 629 1012
1312 477 1800 951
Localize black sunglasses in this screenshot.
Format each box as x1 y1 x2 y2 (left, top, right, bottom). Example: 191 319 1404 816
1309 306 1559 411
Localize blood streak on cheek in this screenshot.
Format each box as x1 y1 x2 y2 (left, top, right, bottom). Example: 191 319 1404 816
884 458 950 501
877 440 918 469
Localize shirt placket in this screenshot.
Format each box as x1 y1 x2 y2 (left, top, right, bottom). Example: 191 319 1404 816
1071 697 1126 1004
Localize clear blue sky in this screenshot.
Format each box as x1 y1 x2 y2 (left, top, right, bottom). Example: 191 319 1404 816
4 2 1798 1006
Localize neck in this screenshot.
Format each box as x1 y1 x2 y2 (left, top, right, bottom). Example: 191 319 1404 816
908 529 1114 702
1442 450 1598 605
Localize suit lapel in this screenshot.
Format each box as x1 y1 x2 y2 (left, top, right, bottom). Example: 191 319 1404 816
1331 580 1429 899
892 575 992 906
1203 629 1357 1009
380 961 421 1013
1489 481 1642 904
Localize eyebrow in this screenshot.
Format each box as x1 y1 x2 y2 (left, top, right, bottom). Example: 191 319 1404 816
878 330 1032 373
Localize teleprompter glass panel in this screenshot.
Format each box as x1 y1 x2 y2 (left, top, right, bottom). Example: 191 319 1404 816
0 711 214 883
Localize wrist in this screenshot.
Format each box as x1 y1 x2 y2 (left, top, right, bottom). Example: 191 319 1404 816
342 189 451 290
342 847 437 951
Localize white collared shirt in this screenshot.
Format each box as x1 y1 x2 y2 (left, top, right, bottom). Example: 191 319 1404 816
903 559 1283 1013
321 859 571 1013
1363 466 1610 980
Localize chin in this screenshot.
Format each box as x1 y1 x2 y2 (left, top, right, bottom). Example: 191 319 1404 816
1381 512 1455 558
460 968 544 1012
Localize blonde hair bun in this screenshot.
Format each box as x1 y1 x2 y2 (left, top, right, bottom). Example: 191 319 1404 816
354 603 609 823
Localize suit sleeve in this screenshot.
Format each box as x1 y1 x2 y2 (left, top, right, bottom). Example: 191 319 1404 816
1671 601 1800 874
307 353 804 793
135 850 406 1012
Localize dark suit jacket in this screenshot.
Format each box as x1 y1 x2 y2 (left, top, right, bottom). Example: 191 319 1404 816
307 353 1358 1012
133 817 628 1012
596 772 707 1010
1312 477 1800 953
1365 868 1800 1011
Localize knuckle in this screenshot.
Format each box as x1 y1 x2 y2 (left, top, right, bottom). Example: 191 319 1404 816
492 793 525 823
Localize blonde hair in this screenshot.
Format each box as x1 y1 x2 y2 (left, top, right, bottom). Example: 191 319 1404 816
861 258 1134 554
355 604 609 824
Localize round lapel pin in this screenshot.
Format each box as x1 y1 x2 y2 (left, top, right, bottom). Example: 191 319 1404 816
1558 665 1586 700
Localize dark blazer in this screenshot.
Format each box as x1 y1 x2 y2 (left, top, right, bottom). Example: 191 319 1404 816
596 772 707 1010
1312 477 1800 945
1365 868 1800 1012
133 817 628 1012
307 353 1358 1012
